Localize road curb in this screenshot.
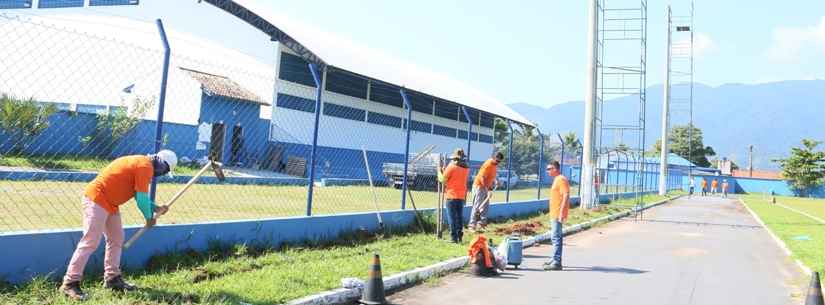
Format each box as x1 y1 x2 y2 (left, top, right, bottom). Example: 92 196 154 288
285 195 680 305
738 197 813 276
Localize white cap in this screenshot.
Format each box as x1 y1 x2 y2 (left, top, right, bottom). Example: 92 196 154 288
156 149 177 177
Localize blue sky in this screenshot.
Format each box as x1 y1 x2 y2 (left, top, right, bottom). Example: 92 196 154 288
16 0 825 107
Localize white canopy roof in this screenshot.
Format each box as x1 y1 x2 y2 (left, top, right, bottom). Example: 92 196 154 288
229 0 534 126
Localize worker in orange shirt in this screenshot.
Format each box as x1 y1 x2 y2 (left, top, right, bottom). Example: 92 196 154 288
544 160 570 271
60 150 177 301
438 148 470 243
711 178 719 196
701 178 708 196
468 152 504 231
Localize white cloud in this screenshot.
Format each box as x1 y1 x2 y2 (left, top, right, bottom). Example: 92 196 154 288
672 32 715 58
767 16 825 63
693 33 715 58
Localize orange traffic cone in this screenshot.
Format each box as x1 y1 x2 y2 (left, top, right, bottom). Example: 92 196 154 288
360 253 388 305
807 272 824 305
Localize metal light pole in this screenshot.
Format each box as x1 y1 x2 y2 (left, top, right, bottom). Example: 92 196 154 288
581 0 599 209
658 6 672 196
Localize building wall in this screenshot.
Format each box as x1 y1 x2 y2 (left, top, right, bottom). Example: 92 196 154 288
272 82 495 162
198 95 271 165
0 110 198 159
273 45 496 163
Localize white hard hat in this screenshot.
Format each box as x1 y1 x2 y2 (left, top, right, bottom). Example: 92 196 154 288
156 149 178 175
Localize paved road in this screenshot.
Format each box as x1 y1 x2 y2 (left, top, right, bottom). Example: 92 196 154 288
388 196 807 305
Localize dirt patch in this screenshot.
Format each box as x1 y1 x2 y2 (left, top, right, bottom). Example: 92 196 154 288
494 221 544 236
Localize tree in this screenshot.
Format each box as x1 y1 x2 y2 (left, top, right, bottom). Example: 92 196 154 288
773 139 825 196
0 94 58 154
562 132 581 155
81 95 154 156
653 124 716 167
495 124 560 179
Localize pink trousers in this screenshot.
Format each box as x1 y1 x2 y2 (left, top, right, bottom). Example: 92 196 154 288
63 197 123 283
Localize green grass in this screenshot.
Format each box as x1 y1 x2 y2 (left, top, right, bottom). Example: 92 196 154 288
0 181 556 232
0 193 677 305
741 195 825 275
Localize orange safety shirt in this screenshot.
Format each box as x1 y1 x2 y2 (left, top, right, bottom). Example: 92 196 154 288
473 159 498 188
468 235 493 268
85 155 154 214
711 180 718 188
701 180 707 188
443 163 470 200
549 175 571 221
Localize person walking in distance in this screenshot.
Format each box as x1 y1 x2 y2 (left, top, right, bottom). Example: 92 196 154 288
544 160 570 271
701 178 708 196
688 176 695 198
711 178 719 196
722 179 729 198
438 149 470 243
60 150 177 300
468 152 503 231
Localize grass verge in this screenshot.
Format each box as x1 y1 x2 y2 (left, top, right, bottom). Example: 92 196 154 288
0 192 675 305
741 195 825 275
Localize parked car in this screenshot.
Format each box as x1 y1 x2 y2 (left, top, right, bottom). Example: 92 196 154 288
496 169 519 189
381 153 440 189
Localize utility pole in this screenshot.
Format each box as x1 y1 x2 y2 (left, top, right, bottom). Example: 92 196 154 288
659 7 672 196
580 0 599 209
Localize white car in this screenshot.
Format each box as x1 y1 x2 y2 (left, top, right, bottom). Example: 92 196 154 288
496 170 519 188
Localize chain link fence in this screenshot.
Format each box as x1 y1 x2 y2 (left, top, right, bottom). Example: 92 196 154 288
0 14 678 233
0 14 551 233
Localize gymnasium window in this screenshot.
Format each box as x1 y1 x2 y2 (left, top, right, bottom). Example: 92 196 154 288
276 93 316 113
367 112 402 128
326 69 368 99
433 124 457 137
279 52 316 87
323 102 365 121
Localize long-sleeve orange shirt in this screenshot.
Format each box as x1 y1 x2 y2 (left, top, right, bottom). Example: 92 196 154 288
473 159 498 189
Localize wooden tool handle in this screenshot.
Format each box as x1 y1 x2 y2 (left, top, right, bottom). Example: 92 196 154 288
123 161 215 249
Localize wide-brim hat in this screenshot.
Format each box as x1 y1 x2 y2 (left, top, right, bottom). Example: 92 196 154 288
450 148 465 160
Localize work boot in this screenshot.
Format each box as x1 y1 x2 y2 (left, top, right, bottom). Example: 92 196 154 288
60 281 88 301
543 261 562 271
103 275 137 292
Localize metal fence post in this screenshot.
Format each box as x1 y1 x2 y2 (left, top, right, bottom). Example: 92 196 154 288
557 133 565 180
577 140 583 198
537 130 545 199
399 89 413 210
306 63 324 216
149 19 171 202
606 152 612 197
506 120 513 203
461 106 472 165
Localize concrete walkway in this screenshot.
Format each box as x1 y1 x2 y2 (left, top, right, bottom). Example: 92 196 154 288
388 196 807 305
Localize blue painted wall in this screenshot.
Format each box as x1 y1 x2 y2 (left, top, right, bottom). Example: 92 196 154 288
684 175 825 198
0 110 199 160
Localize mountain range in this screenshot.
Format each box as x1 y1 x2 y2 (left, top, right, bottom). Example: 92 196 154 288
508 80 825 169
